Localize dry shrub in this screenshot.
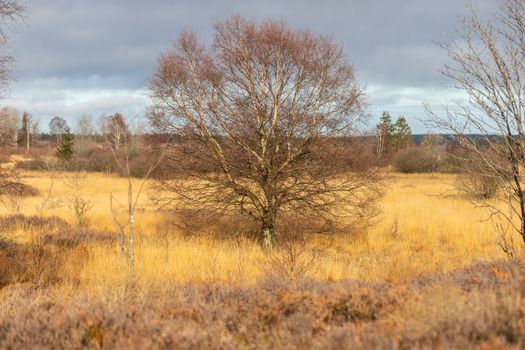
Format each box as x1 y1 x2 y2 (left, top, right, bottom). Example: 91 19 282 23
0 181 40 197
457 172 500 199
394 148 436 173
0 233 102 289
0 153 10 164
0 215 114 288
40 229 116 248
264 222 319 281
0 214 69 233
455 148 507 200
0 166 40 198
0 278 404 349
0 239 64 288
171 208 259 239
0 170 41 213
1 261 524 349
171 209 345 242
14 156 54 171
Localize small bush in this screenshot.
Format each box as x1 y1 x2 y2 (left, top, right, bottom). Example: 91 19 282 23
0 215 70 233
437 153 462 173
41 229 116 248
0 239 64 288
394 148 436 173
15 157 54 171
0 181 40 197
457 173 500 199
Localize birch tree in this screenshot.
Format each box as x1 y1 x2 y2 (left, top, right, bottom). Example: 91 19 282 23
426 0 525 245
149 16 382 247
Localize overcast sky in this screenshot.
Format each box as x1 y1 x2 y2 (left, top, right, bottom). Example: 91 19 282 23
2 0 498 133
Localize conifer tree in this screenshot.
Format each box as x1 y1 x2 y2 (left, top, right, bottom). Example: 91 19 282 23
391 116 412 150
56 127 74 161
19 111 31 151
375 111 394 156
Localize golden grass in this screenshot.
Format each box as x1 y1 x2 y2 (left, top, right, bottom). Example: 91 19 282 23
1 171 510 293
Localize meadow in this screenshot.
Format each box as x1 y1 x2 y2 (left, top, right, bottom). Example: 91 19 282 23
2 169 523 349
1 170 508 290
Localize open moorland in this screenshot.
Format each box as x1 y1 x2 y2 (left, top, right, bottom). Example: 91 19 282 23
0 170 509 285
2 0 525 348
1 167 523 349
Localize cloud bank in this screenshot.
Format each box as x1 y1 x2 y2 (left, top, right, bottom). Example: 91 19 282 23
2 0 498 132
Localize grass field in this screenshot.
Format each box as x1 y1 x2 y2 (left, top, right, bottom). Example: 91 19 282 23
2 170 524 349
1 171 508 291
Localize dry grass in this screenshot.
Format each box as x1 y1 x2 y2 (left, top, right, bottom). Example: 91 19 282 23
1 170 522 348
0 171 510 294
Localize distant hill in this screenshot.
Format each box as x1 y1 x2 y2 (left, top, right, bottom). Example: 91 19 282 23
411 134 487 145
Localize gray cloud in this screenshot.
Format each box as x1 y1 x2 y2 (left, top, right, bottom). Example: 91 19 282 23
2 0 498 131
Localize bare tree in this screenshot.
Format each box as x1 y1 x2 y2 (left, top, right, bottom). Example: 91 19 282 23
65 171 93 227
0 106 19 146
0 0 23 97
421 134 445 173
0 1 24 204
31 117 40 145
49 116 68 143
375 111 394 157
108 118 167 276
34 166 62 219
149 16 382 247
426 0 525 243
75 114 94 136
375 123 387 157
104 113 129 150
75 114 94 156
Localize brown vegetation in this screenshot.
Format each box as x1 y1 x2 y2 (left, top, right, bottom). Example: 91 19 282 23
394 148 436 174
149 15 381 247
3 2 525 349
426 0 525 242
0 170 521 348
0 258 524 349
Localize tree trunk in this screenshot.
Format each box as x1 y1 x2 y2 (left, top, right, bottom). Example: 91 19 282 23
521 209 525 243
25 121 30 152
261 211 276 249
129 208 135 276
518 187 525 243
510 160 525 243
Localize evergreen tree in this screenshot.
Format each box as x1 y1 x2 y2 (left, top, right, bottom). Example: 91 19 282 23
56 127 74 161
19 112 31 150
391 116 412 150
379 111 395 135
375 111 394 156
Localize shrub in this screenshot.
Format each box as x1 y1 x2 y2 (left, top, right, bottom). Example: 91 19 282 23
0 239 64 288
394 148 436 173
437 153 462 173
0 214 70 233
457 173 500 199
0 181 40 197
15 157 54 171
40 229 116 248
0 215 114 288
0 261 524 349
